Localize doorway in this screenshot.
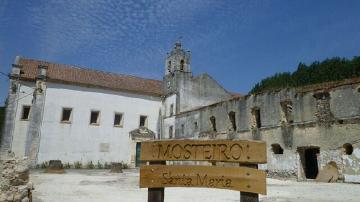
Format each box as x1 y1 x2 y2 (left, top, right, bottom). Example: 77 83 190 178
135 142 141 167
298 147 320 179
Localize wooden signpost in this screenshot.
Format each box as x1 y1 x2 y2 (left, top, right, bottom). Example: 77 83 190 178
139 140 267 202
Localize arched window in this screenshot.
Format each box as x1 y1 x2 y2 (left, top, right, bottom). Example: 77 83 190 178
343 143 353 155
210 116 217 132
228 111 236 131
271 144 284 154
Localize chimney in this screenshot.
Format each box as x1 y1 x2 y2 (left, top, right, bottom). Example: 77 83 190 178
10 56 23 79
37 65 48 80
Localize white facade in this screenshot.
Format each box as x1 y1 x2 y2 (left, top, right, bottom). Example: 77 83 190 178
3 42 198 167
10 81 161 165
37 83 161 164
10 82 35 157
161 94 176 139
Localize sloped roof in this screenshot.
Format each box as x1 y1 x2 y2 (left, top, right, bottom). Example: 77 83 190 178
18 57 163 96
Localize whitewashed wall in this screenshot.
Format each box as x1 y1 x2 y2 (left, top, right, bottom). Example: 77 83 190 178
161 94 176 139
36 83 161 165
11 82 36 157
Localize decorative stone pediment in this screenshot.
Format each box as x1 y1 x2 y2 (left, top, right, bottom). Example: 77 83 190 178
129 127 155 140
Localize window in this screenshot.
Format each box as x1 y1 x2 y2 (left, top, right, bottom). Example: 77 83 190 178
139 115 148 127
90 111 100 125
21 106 31 120
169 126 173 138
252 108 261 128
168 61 171 71
170 104 174 116
343 143 353 155
194 122 198 130
61 108 72 123
228 111 236 131
181 124 185 134
271 144 284 154
210 116 217 132
180 59 184 71
114 113 124 127
313 92 330 100
280 101 293 124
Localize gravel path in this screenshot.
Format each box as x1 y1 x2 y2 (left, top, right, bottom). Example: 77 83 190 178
30 169 360 202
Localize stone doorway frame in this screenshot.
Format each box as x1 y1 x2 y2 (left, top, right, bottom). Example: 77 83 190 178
129 127 155 168
297 146 320 180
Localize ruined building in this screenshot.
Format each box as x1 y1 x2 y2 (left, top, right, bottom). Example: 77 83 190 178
1 43 359 183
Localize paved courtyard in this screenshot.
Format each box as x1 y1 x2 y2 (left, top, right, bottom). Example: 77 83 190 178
31 169 360 202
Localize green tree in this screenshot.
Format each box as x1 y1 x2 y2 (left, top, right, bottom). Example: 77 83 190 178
250 56 360 94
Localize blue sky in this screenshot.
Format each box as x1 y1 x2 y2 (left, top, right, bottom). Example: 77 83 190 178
0 0 359 104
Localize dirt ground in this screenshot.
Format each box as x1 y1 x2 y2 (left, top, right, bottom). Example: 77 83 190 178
30 169 360 202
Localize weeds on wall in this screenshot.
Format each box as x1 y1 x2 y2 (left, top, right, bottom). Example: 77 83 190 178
104 162 111 169
97 161 103 169
40 161 49 169
74 161 82 169
35 161 131 169
121 161 129 169
86 161 95 169
63 162 71 169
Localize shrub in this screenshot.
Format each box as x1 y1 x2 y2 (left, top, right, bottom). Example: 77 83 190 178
74 161 82 169
104 162 111 169
121 161 129 169
97 161 103 169
40 161 49 169
63 162 71 169
86 161 95 169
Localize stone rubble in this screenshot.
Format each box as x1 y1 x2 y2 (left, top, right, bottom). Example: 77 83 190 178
0 153 33 202
267 169 297 179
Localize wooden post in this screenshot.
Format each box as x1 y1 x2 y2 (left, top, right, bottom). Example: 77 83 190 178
148 161 166 202
240 164 259 202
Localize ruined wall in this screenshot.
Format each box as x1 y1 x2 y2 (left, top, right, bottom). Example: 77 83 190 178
0 154 33 202
175 82 360 182
0 107 5 140
178 73 232 113
175 98 240 139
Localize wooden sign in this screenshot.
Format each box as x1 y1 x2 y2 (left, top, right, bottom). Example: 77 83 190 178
140 140 266 164
140 165 266 195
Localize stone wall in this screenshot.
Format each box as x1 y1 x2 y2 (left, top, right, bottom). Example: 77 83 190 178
178 73 232 113
0 154 33 202
174 81 360 182
0 107 5 140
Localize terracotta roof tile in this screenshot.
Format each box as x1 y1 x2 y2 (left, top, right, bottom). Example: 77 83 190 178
18 58 163 96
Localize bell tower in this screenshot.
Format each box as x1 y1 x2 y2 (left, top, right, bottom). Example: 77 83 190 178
164 41 191 95
165 41 191 75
